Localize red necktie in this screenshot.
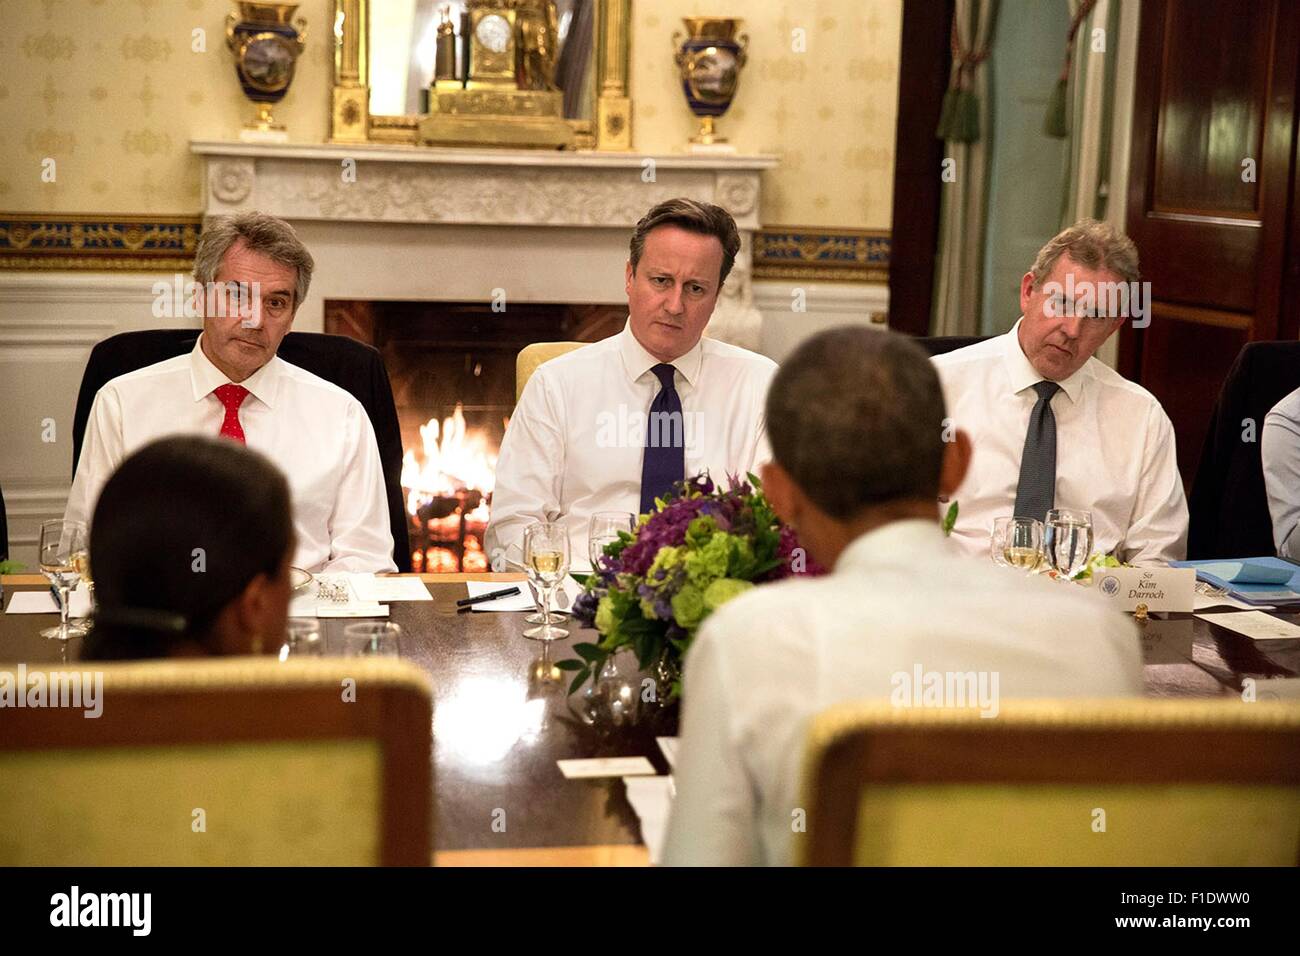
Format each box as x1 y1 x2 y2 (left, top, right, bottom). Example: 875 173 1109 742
214 383 250 444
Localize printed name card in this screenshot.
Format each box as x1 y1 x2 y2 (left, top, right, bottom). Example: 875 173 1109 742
1095 567 1195 613
557 757 656 779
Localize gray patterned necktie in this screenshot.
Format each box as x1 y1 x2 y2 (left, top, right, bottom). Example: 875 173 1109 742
1013 381 1061 522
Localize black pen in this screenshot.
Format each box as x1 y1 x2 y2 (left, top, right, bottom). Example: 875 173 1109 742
455 586 521 608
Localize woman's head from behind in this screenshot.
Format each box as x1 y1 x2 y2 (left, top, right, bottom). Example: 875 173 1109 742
84 435 295 660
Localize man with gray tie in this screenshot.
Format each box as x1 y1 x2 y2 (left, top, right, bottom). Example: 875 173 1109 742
932 219 1188 565
485 198 777 568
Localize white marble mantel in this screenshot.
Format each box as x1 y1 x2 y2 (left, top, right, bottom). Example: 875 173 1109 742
191 141 778 343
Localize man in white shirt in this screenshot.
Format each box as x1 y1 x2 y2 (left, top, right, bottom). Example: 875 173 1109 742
661 328 1144 867
932 219 1188 565
485 198 777 567
67 211 396 573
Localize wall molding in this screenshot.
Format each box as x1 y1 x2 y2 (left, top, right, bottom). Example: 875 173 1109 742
754 226 890 283
0 214 200 271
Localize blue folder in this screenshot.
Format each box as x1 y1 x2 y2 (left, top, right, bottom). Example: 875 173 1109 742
1170 556 1300 606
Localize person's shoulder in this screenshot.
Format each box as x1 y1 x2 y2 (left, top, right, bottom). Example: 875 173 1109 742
1266 385 1300 426
697 573 832 653
531 337 616 383
99 352 191 394
930 332 1005 369
700 337 778 382
276 358 364 407
1082 357 1169 417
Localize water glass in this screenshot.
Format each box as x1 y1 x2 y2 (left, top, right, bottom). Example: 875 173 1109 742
343 621 402 657
1044 508 1094 580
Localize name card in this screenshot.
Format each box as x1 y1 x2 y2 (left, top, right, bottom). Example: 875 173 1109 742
1095 567 1195 613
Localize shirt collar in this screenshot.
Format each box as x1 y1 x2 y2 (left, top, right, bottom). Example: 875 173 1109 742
189 333 281 409
617 319 703 389
1001 317 1086 405
835 519 950 574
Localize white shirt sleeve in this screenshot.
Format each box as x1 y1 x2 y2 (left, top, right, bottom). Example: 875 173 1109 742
661 620 762 866
65 388 125 530
1119 403 1189 565
1262 410 1300 559
484 372 565 563
321 400 397 573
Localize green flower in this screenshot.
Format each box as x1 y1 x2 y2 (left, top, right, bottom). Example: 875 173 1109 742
671 585 707 629
703 577 754 611
594 595 617 635
685 532 732 588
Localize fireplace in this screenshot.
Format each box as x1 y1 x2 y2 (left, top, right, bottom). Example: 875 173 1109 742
325 300 624 571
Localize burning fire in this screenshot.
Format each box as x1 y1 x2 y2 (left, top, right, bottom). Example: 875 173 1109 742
401 403 498 573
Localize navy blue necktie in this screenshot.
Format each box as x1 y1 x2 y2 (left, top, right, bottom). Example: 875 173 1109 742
639 363 686 514
1013 381 1061 521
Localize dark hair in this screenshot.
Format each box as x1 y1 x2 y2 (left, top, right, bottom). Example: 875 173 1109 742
82 436 293 661
765 328 948 519
628 198 741 287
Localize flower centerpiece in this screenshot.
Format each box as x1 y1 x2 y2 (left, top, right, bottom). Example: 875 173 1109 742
560 473 822 698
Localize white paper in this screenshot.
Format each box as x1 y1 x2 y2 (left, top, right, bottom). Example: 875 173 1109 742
624 775 675 865
349 574 432 602
316 604 389 618
5 586 92 617
657 736 680 771
557 756 656 779
465 576 582 612
1193 591 1275 612
1195 610 1300 641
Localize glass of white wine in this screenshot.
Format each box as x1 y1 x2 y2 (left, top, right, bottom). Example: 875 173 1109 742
523 521 570 641
588 511 635 571
1001 517 1044 572
39 519 88 641
1044 508 1094 580
990 517 1012 567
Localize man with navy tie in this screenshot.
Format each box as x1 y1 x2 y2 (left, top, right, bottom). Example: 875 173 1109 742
486 198 777 569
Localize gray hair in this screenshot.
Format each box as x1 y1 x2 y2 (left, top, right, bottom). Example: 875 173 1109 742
1030 218 1140 288
193 211 314 310
765 328 947 519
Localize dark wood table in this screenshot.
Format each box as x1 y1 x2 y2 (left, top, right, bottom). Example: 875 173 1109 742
4 573 1299 865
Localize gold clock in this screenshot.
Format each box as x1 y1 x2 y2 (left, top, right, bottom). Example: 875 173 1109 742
467 6 517 88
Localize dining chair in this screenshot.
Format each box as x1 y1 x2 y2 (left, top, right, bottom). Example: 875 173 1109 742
797 699 1300 866
515 341 586 402
0 657 433 865
71 329 412 570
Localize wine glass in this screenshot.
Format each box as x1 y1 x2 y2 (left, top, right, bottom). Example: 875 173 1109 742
1001 517 1044 572
280 618 324 660
1044 508 1094 580
39 519 88 641
990 517 1012 567
343 621 402 657
588 511 635 571
72 547 94 627
523 521 570 641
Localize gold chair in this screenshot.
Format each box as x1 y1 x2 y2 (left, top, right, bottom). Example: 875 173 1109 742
0 657 433 866
516 341 585 402
798 699 1300 866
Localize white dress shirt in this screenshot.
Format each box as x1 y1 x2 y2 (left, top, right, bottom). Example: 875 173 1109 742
661 519 1144 867
485 321 777 568
932 320 1188 565
1261 386 1300 558
66 336 397 573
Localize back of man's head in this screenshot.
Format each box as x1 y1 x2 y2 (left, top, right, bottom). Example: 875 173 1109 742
766 328 947 519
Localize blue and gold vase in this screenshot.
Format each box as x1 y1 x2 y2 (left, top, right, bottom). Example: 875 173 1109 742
225 1 308 134
672 17 748 148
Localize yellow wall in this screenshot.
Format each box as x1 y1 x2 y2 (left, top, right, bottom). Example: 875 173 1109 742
0 0 900 229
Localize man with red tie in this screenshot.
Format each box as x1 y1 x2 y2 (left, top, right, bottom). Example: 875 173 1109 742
65 212 396 573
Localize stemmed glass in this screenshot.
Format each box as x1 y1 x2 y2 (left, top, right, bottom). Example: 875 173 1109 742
1044 508 1094 580
588 511 635 571
993 516 1044 572
39 519 88 640
523 521 570 641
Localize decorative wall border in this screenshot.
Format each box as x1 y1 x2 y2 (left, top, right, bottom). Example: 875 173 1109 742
753 226 891 283
0 214 201 271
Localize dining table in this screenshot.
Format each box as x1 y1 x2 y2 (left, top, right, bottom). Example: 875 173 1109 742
4 571 1299 866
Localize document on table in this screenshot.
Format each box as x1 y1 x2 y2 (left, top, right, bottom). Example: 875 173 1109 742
464 576 582 612
624 775 675 865
1193 591 1275 612
1195 610 1300 641
349 574 432 602
5 586 92 617
288 574 389 619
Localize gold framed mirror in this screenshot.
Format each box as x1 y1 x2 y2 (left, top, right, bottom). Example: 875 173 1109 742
330 0 631 150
